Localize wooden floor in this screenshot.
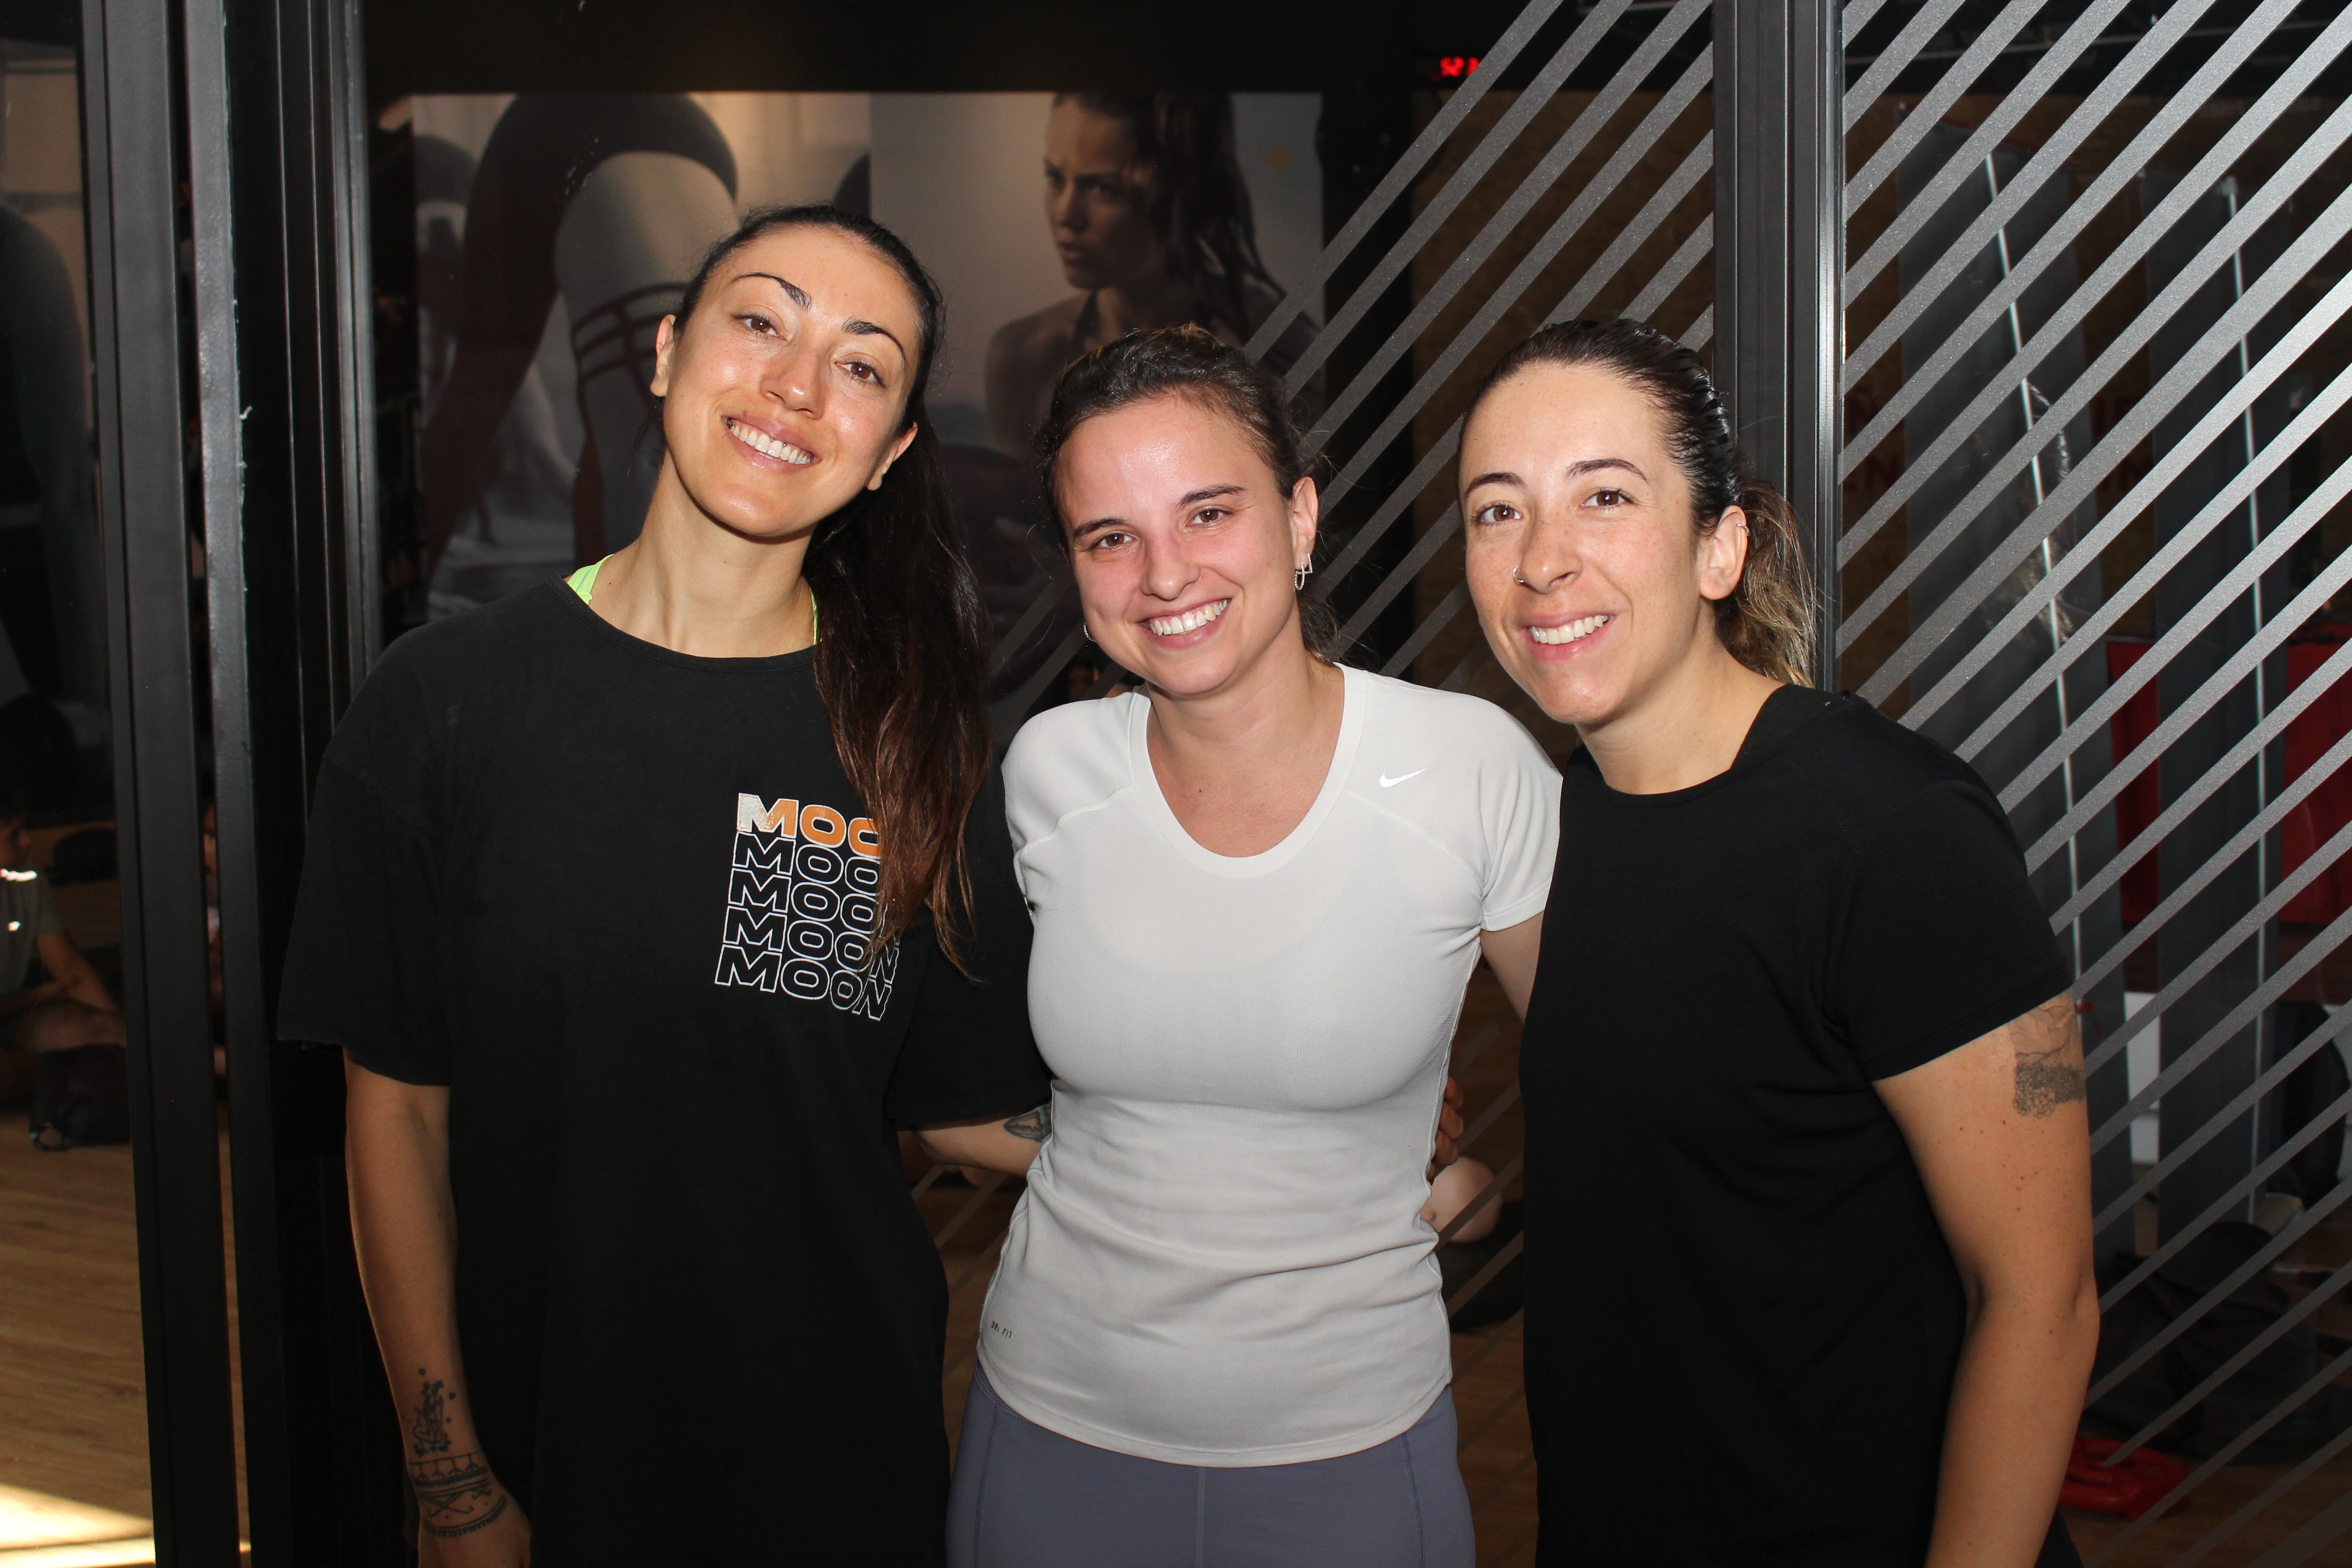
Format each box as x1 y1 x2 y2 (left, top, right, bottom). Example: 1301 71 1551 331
1 969 2347 1565
0 1110 154 1560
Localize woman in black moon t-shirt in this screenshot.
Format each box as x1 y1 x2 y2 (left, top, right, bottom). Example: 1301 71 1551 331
1457 320 2100 1568
278 207 1057 1566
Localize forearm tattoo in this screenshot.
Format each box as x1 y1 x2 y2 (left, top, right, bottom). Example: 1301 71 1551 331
409 1370 507 1537
2013 995 2087 1119
1003 1104 1051 1142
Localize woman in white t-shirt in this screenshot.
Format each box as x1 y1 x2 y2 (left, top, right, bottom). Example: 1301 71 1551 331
942 326 1559 1568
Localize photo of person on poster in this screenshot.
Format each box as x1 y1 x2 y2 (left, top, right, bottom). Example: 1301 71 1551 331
985 92 1321 458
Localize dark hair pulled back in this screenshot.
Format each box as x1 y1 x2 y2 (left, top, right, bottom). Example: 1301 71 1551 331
1034 324 1336 657
1055 94 1279 341
1467 319 1819 686
672 204 991 964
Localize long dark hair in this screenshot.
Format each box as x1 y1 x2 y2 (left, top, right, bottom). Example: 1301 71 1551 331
1466 319 1819 686
671 204 991 963
1035 325 1337 657
1057 94 1279 342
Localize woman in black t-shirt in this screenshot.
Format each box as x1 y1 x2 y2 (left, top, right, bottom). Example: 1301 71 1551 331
281 207 1062 1566
1457 320 2098 1567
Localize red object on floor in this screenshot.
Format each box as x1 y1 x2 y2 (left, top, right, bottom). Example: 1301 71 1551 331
2059 1435 2187 1520
2108 628 2352 925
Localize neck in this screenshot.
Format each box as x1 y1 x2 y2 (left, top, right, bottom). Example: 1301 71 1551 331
1093 269 1201 339
1578 635 1783 795
1145 622 1341 786
586 464 819 659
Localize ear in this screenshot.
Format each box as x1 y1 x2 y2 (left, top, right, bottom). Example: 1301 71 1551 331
1696 506 1751 605
866 422 922 492
1288 475 1322 577
650 314 680 399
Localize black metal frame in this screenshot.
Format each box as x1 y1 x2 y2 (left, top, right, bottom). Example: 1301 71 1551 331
1715 0 1845 686
81 0 243 1558
80 0 390 1556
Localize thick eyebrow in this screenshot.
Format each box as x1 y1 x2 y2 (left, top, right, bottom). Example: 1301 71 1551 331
1566 456 1650 482
1179 484 1248 506
735 270 810 310
735 272 909 359
1464 457 1652 492
842 318 909 358
1069 515 1125 543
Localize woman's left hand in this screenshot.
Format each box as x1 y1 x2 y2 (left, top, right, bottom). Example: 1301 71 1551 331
1430 1076 1466 1175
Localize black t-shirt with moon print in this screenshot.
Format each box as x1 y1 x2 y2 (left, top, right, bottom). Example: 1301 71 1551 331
279 582 1049 1566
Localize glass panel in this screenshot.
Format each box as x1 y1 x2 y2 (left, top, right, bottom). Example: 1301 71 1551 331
1840 5 2352 1555
0 18 152 1564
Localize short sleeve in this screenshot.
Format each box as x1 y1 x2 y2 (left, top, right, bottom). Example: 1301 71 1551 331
1836 779 2072 1080
278 756 451 1084
885 764 1052 1125
1478 717 1563 931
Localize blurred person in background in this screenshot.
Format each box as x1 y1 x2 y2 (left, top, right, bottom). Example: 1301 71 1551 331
986 93 1320 459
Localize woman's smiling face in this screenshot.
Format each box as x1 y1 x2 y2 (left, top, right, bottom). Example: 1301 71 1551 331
1056 392 1316 700
651 224 923 541
1460 361 1749 729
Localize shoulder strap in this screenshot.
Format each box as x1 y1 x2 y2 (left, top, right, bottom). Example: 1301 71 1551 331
565 557 607 603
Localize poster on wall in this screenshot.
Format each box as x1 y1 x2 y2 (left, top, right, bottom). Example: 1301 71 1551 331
410 90 1323 716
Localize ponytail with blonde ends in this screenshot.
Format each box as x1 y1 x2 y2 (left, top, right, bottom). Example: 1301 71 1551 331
1720 482 1817 687
1468 318 1821 687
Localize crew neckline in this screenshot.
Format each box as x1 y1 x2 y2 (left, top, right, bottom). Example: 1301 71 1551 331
547 578 818 674
1128 663 1367 878
1574 685 1844 808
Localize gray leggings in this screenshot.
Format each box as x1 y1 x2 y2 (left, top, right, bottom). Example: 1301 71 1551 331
946 1367 1475 1568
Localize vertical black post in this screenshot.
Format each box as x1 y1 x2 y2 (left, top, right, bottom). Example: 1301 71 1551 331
202 0 408 1556
82 0 243 1558
1715 0 1843 688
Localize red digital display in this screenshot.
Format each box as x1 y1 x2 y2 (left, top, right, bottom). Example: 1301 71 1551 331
1434 56 1482 80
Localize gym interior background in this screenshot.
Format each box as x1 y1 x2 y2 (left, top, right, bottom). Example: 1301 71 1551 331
4 0 2352 1562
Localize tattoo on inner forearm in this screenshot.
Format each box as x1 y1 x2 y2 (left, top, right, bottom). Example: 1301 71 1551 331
1003 1104 1050 1142
409 1370 506 1537
2013 996 2087 1118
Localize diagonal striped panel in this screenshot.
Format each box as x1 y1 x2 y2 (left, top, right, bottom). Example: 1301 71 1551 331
1844 5 2352 1558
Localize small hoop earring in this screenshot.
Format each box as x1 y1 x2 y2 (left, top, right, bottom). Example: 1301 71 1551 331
1295 563 1312 591
1081 621 1094 643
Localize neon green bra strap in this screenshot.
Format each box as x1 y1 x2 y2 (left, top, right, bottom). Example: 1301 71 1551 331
564 555 819 641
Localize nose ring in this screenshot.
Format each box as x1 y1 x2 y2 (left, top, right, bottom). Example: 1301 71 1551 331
1513 570 1530 587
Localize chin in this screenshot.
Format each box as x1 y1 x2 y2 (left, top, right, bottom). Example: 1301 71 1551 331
1504 659 1618 730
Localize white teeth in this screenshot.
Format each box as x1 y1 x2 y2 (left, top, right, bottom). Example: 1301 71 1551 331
1147 599 1231 637
1529 614 1611 646
726 418 814 465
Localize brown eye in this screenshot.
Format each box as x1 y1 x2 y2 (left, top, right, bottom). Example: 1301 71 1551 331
1472 502 1518 526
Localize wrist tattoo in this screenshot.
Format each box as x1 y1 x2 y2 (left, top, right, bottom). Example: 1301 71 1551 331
2013 996 2086 1118
1003 1103 1050 1142
409 1370 506 1537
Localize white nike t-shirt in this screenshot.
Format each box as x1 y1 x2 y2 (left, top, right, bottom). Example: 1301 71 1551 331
979 664 1561 1465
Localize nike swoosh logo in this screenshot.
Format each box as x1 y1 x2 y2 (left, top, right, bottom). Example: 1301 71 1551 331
1379 770 1426 788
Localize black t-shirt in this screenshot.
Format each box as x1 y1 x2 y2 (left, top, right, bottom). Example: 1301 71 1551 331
278 582 1050 1566
1520 687 2071 1567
